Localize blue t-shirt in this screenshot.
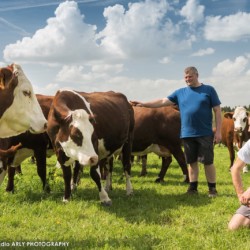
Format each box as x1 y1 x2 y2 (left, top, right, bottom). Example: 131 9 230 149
167 84 221 138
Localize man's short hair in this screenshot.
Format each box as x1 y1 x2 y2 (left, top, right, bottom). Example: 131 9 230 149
185 66 198 75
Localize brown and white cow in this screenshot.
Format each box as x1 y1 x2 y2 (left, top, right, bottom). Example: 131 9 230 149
131 106 189 182
0 94 54 191
0 132 52 192
0 64 47 138
221 106 250 172
47 90 134 205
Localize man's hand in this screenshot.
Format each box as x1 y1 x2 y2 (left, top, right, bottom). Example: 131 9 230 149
130 101 143 107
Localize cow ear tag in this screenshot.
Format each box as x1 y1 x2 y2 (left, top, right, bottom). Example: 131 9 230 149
0 77 5 90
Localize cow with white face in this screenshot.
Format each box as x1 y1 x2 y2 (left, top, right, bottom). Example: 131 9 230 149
233 106 248 145
233 106 250 173
221 106 250 173
0 64 47 138
47 90 134 205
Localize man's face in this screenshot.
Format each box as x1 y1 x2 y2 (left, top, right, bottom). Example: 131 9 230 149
185 72 198 87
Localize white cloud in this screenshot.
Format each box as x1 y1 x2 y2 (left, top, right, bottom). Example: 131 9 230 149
180 0 205 25
97 0 191 59
159 56 171 64
212 56 249 76
3 0 192 65
204 12 250 42
191 47 214 57
3 1 101 63
56 63 124 83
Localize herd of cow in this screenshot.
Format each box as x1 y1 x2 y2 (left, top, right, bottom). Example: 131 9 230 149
0 63 249 206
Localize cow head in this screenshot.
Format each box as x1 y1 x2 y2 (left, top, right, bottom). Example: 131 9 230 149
0 64 47 138
57 109 98 167
233 106 248 135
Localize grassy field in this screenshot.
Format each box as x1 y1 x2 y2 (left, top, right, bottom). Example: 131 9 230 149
0 145 250 249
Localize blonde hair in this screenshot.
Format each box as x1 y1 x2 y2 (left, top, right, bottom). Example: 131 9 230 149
184 66 198 75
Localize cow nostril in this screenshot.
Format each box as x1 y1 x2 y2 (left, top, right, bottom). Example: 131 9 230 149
90 156 98 166
44 122 47 130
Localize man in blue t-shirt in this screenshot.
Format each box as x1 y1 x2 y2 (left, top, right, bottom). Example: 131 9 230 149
131 66 222 197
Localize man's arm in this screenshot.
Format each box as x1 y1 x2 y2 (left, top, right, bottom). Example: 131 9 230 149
213 105 222 143
231 157 246 202
130 97 174 108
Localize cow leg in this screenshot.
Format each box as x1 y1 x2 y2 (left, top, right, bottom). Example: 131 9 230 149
228 143 235 170
34 150 50 193
90 165 112 206
6 166 15 192
15 165 22 174
99 158 108 180
71 161 83 191
104 157 113 192
61 164 72 202
140 155 148 176
155 156 172 183
172 149 189 183
121 138 133 196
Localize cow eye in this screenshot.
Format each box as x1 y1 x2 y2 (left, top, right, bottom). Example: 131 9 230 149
70 126 83 146
23 90 31 97
89 116 95 124
243 117 247 122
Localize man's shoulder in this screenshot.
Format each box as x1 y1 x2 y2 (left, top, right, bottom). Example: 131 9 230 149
201 83 215 90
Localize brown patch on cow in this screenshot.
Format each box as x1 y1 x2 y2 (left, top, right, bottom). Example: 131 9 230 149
69 125 83 147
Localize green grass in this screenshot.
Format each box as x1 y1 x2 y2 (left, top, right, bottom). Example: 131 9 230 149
0 145 250 249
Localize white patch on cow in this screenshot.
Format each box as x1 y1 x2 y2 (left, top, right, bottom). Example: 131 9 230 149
97 139 110 159
233 106 248 132
60 109 98 166
124 171 133 195
10 148 34 167
0 64 47 138
105 171 112 192
132 144 171 157
99 186 112 204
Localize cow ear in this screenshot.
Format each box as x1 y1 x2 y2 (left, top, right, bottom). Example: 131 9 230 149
89 114 96 124
0 74 4 90
224 112 233 119
54 107 72 123
0 68 11 90
7 72 18 90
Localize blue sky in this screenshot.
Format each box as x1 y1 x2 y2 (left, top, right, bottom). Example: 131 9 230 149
0 0 250 107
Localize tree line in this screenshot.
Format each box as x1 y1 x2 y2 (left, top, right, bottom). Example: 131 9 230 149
221 105 250 112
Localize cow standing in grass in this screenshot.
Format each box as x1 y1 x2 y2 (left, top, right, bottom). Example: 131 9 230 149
131 105 189 183
47 90 134 205
221 106 250 172
0 95 54 192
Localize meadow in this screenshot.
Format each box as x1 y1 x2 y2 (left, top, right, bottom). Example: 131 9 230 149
0 145 250 250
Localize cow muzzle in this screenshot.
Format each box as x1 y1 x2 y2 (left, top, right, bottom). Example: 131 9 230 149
78 154 99 166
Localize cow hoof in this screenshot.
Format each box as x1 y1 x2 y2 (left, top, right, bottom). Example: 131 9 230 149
101 200 112 206
243 166 248 173
140 172 147 177
62 197 70 203
126 191 133 196
155 177 164 183
44 184 51 193
6 189 14 193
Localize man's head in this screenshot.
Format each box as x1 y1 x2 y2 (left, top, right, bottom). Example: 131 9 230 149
184 66 200 87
